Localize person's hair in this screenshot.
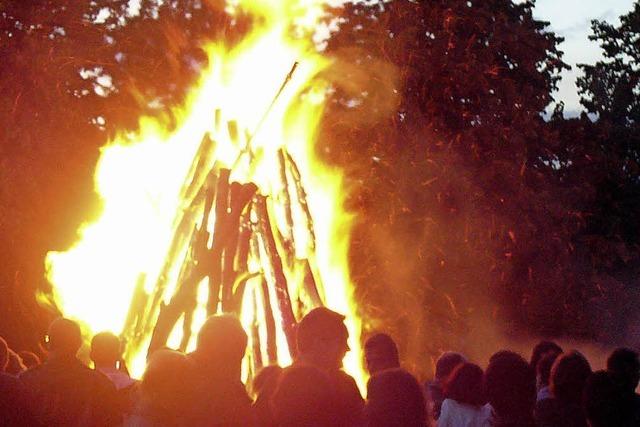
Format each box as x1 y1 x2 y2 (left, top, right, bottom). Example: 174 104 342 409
485 351 535 422
296 307 347 355
0 336 8 371
537 352 560 387
444 362 486 406
435 352 466 382
365 368 427 427
6 349 26 374
606 347 640 393
18 351 40 369
583 371 626 427
196 314 247 362
251 364 283 399
271 365 338 427
530 340 562 370
550 350 592 405
364 333 400 373
91 331 121 366
47 317 82 355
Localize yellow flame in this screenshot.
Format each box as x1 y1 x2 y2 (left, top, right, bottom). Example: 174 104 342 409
45 0 363 389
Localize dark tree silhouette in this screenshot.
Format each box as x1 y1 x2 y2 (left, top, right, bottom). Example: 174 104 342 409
0 0 238 351
579 2 640 126
318 0 571 373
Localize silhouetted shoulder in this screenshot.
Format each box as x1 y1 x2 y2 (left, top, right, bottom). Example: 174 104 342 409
328 369 364 426
0 372 36 426
20 357 120 426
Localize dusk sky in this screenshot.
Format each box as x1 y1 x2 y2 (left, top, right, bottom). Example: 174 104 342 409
532 0 636 115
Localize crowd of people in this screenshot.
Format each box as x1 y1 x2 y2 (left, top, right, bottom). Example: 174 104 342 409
1 307 639 426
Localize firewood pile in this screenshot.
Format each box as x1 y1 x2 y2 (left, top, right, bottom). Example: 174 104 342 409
119 114 326 376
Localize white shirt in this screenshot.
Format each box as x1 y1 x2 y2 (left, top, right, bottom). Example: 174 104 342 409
437 398 492 427
98 367 137 390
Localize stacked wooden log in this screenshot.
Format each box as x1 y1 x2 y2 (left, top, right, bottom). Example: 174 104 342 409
120 125 326 376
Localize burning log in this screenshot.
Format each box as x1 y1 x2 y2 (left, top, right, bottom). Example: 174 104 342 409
147 232 201 356
202 169 258 314
279 149 324 310
135 170 216 350
146 171 218 356
182 133 217 204
250 287 263 374
284 149 316 250
301 259 323 308
121 273 148 361
277 148 296 267
259 275 278 364
221 182 258 311
206 168 231 314
255 195 298 357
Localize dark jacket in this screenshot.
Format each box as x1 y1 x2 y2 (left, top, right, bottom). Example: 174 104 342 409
20 356 120 427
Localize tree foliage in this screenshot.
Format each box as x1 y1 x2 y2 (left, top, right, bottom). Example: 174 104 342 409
0 0 238 350
319 0 576 371
579 2 640 126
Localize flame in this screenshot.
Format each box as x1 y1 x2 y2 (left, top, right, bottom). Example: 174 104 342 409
45 0 363 388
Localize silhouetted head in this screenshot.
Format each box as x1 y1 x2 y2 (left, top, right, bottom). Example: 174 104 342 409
47 318 82 357
530 340 562 371
537 351 560 388
251 364 283 399
583 370 627 427
444 362 486 407
0 336 8 372
91 331 121 369
550 350 592 405
6 349 26 375
271 365 338 427
485 351 535 423
606 347 640 394
141 349 195 421
435 352 466 383
196 314 247 372
18 351 40 369
296 307 349 371
365 368 427 427
364 333 400 375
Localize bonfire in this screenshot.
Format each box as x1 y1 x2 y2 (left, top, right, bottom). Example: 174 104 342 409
44 0 363 385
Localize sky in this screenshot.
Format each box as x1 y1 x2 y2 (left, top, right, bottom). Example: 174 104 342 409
532 0 636 115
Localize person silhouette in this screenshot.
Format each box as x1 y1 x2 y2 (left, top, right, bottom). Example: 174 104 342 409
271 364 339 427
126 349 196 427
294 307 364 426
20 318 120 426
363 333 400 375
606 348 640 425
188 314 254 426
365 368 427 427
91 332 136 390
0 336 35 426
425 351 466 420
536 351 592 427
485 350 536 427
251 365 283 427
438 363 490 427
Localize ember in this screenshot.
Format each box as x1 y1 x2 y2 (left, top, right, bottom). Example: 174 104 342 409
44 0 363 385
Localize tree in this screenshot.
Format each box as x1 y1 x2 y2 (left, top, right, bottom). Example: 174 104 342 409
579 2 640 127
0 0 237 351
319 0 570 373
